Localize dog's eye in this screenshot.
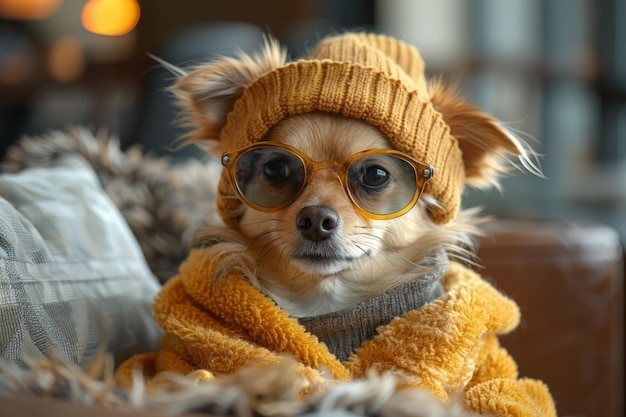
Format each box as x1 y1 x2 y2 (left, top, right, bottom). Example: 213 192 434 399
360 165 390 188
263 158 290 181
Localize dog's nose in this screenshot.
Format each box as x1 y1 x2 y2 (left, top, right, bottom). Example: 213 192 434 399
296 206 339 242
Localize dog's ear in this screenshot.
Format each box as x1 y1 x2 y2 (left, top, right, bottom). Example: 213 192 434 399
172 37 287 144
429 78 538 189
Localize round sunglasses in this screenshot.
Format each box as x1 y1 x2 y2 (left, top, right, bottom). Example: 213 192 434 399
221 142 434 220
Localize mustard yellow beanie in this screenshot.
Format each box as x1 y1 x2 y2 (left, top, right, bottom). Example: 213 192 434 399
216 32 464 225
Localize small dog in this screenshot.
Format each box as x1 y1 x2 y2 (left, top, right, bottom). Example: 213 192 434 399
113 34 557 416
168 34 539 319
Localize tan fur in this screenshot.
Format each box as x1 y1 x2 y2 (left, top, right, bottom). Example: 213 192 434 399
172 37 287 149
174 39 537 317
429 77 541 189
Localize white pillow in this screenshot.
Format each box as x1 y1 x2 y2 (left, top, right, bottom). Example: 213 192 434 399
0 156 163 367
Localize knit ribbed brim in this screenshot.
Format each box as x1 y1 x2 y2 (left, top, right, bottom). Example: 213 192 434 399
216 33 465 225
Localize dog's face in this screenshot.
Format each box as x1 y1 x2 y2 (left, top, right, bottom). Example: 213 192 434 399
241 114 390 277
172 37 537 316
233 113 440 315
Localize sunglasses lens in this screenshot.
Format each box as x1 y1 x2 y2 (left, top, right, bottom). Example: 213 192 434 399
233 146 305 209
347 154 418 216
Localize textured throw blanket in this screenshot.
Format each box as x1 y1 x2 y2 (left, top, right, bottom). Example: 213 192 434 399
116 247 556 417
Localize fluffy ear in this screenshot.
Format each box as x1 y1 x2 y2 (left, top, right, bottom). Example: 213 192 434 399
171 37 287 147
429 78 539 189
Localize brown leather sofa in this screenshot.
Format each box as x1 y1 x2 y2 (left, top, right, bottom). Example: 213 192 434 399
476 220 624 417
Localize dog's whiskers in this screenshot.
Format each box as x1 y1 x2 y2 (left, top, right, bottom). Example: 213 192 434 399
247 230 285 266
354 224 416 247
349 231 419 267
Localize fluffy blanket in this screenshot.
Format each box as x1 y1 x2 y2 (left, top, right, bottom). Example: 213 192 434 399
1 352 474 417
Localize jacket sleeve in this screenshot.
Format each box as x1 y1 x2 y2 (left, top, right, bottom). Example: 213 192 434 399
149 276 289 375
465 378 556 417
463 334 556 417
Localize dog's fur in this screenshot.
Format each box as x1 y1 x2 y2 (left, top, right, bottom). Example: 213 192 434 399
171 38 539 318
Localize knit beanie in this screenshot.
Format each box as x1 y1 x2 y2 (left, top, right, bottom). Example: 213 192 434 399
216 32 464 225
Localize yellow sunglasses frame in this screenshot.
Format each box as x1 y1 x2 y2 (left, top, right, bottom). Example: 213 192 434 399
221 142 434 220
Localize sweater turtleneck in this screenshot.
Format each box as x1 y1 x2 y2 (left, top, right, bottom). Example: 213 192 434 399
297 251 447 361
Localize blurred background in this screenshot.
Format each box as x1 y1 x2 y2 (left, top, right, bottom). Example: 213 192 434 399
0 0 625 242
0 1 623 417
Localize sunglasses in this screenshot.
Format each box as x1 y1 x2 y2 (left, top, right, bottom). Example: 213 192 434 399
221 142 434 220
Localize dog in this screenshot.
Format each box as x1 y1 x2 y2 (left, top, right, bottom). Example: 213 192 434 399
113 34 557 416
165 35 539 319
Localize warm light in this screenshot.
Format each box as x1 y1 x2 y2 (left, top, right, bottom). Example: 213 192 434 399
48 37 86 83
0 0 63 20
81 0 140 37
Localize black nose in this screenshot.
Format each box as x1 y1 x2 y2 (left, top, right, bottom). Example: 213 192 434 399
296 206 340 242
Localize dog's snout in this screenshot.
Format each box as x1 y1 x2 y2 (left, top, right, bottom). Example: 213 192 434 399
296 206 339 242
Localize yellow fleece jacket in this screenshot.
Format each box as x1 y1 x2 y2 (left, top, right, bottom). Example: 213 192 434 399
116 248 556 417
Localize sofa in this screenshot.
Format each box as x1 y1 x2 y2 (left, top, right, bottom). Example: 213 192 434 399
477 220 624 417
0 130 623 417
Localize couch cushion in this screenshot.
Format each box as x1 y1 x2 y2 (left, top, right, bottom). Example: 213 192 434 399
0 156 162 367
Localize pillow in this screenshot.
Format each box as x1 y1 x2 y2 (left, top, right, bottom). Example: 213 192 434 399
0 156 163 367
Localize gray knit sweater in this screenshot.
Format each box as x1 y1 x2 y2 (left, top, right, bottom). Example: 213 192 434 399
298 252 447 361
